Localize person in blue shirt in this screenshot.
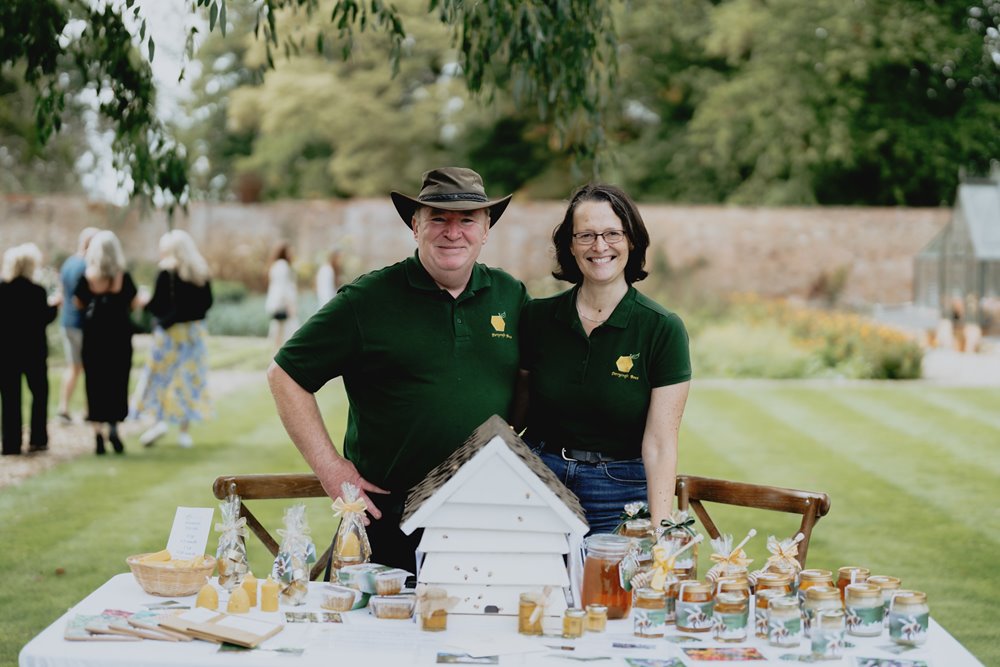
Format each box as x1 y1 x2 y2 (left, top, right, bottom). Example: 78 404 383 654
56 227 98 423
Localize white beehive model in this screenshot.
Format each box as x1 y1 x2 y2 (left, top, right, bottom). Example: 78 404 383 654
400 415 589 616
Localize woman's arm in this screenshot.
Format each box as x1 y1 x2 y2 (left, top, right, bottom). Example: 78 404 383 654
641 381 691 527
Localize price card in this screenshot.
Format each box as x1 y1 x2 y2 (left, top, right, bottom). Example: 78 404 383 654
166 507 215 560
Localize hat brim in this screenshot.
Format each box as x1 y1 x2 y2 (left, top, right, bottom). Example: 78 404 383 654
391 192 512 228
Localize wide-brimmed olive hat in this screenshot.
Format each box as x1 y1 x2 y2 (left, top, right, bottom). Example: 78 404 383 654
391 167 512 228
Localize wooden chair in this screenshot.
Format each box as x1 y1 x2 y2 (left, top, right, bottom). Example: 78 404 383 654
212 473 332 580
674 474 831 567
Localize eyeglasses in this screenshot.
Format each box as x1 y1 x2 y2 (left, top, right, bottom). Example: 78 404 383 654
571 230 627 245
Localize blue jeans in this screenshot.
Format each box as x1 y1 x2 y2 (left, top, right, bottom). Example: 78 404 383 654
530 443 647 536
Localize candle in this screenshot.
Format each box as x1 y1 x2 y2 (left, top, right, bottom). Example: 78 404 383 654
261 576 280 612
241 572 258 607
227 586 250 614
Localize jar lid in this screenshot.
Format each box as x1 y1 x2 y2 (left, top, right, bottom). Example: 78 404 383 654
679 581 713 594
769 596 799 611
636 587 665 600
894 591 927 605
800 568 833 581
845 583 881 598
565 608 587 618
805 585 840 600
625 518 652 530
838 566 870 578
756 572 793 586
868 575 901 589
584 533 632 557
585 604 608 614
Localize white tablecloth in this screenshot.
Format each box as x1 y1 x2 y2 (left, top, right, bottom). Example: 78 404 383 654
20 574 983 667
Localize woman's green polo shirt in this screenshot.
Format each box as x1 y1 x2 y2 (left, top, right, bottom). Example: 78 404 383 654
520 285 691 460
275 253 528 492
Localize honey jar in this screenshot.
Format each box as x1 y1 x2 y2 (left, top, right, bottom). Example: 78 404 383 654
633 588 667 638
845 583 883 637
585 604 608 632
421 609 448 632
713 592 748 643
676 581 714 633
811 609 846 660
660 514 699 579
621 518 653 539
518 593 544 635
798 569 834 607
889 591 929 646
836 566 869 601
868 575 901 628
754 588 785 639
768 596 802 647
803 586 842 637
580 534 633 619
562 608 585 638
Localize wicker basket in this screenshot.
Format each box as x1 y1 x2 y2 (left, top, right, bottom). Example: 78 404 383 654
126 553 217 597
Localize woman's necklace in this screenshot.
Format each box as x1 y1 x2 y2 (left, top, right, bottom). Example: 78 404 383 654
576 292 612 325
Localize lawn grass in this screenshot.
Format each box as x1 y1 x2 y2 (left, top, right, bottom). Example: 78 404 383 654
2 372 998 664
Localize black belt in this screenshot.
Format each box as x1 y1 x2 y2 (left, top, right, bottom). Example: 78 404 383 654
540 442 626 464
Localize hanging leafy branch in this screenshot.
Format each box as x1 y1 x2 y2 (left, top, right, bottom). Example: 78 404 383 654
191 0 618 164
0 0 189 213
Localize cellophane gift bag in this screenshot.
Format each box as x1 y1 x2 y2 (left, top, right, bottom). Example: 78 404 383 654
271 503 317 606
331 482 372 571
215 490 249 591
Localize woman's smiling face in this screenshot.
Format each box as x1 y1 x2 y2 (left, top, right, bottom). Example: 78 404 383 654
570 200 631 287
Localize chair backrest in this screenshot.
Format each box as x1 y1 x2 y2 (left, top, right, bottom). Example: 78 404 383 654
212 473 331 581
674 474 831 567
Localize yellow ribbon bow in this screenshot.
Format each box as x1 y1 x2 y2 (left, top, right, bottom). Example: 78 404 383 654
331 496 367 517
764 533 803 572
648 544 677 591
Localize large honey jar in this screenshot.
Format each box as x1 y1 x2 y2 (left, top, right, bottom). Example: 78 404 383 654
580 534 633 619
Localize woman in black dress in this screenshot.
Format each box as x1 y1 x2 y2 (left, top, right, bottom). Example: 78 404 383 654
73 231 144 454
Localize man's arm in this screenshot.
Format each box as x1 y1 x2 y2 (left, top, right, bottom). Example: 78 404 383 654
266 361 388 522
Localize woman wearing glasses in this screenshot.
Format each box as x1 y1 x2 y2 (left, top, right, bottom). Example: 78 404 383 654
517 184 691 535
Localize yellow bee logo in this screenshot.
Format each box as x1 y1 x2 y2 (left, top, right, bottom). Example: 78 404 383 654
615 353 640 373
491 313 506 332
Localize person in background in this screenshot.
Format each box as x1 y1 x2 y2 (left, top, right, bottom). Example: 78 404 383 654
56 227 99 423
265 242 298 351
136 230 214 449
267 167 527 572
73 231 143 455
315 247 343 309
0 244 61 455
517 184 691 535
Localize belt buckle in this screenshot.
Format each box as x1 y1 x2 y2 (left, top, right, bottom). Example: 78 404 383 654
560 448 576 462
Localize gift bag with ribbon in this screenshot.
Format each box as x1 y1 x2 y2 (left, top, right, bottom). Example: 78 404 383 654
271 503 318 606
331 482 372 571
215 487 250 591
659 510 700 579
749 532 804 589
705 529 756 583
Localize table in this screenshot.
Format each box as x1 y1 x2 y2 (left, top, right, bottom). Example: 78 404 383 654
20 574 984 667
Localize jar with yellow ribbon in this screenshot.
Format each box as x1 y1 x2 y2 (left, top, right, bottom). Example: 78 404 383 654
659 510 700 579
748 533 804 594
705 530 756 584
331 482 372 572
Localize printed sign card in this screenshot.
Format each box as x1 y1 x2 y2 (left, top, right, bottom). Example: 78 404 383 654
165 507 214 560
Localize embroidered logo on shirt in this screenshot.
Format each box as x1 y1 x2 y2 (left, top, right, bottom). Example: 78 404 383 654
491 312 512 340
613 353 640 380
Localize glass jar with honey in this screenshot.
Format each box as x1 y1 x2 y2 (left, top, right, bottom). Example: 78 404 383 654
633 588 667 638
713 592 748 643
585 604 608 632
767 596 802 647
754 588 785 639
660 512 699 580
845 583 883 637
518 592 544 635
798 569 834 607
836 566 869 601
581 534 633 619
676 580 714 633
803 586 842 638
562 608 585 638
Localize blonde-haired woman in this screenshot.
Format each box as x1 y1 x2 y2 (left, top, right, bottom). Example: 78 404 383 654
1 244 60 455
136 229 213 448
73 231 142 455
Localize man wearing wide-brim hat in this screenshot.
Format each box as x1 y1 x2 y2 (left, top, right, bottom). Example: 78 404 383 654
268 167 528 571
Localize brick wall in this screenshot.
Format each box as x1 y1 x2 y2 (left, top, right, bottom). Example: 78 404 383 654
0 194 949 304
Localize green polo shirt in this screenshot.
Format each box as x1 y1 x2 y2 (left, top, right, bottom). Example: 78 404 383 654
520 285 691 460
275 253 528 492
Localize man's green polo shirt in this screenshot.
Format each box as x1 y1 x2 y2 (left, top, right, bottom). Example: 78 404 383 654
275 253 528 493
520 285 691 460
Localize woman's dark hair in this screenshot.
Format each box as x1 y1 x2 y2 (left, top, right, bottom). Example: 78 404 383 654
552 183 649 284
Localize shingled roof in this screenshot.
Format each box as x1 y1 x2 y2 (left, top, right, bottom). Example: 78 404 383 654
401 414 587 529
